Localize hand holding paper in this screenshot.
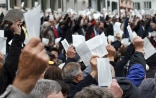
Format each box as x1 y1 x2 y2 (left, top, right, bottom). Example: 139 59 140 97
66 45 76 58
108 79 123 98
90 55 99 78
106 44 116 61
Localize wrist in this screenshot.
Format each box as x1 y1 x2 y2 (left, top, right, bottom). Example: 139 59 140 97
90 71 97 79
13 77 38 94
107 56 114 61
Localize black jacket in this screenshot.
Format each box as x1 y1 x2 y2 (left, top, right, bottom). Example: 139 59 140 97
0 33 24 94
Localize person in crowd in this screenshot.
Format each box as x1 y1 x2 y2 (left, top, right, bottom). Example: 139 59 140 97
74 85 114 98
57 80 70 98
44 66 63 80
138 73 156 98
30 79 64 98
104 15 114 36
126 36 146 87
50 47 62 65
0 37 49 98
40 21 55 50
49 16 59 39
96 21 108 36
0 18 25 94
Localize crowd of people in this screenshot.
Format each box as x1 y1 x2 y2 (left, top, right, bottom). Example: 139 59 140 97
0 6 156 98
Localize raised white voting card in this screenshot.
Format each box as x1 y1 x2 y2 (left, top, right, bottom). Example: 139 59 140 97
143 37 156 59
0 37 6 54
72 35 85 47
121 38 129 46
42 38 49 45
0 30 4 37
24 5 41 43
76 42 92 66
97 58 112 87
75 34 108 66
55 37 62 44
61 39 69 52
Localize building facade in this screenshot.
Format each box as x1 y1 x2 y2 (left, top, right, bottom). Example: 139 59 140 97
0 0 133 12
133 0 156 10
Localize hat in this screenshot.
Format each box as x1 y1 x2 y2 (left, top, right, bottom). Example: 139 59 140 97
3 9 23 22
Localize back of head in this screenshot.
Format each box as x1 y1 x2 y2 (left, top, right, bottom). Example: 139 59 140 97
30 79 62 98
74 85 114 98
62 62 82 80
44 66 63 80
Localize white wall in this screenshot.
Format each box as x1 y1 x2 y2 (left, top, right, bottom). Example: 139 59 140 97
152 0 156 10
0 0 6 4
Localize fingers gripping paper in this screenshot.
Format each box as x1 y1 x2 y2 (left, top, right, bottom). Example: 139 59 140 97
24 5 41 42
97 58 112 87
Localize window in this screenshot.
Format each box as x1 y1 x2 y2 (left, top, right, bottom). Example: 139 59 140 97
144 1 151 9
133 2 140 10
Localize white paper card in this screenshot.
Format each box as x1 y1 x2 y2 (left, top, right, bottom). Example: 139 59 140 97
42 38 49 45
86 35 108 57
61 39 69 52
143 37 156 59
127 25 133 42
108 35 115 42
0 37 6 54
24 5 41 43
100 33 108 45
72 35 85 47
35 2 38 7
97 58 112 87
121 38 129 45
8 39 12 45
76 42 92 66
55 37 62 44
76 34 108 66
0 30 4 37
21 2 24 8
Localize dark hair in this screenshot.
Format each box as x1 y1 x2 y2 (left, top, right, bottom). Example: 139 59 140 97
50 47 59 53
44 66 63 80
57 80 70 96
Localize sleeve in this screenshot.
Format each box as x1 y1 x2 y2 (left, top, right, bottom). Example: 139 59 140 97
126 64 145 87
0 34 24 94
0 85 30 98
114 44 135 77
67 74 97 98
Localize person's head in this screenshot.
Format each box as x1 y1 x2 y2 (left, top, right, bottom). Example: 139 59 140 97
98 21 104 28
62 62 83 83
57 80 70 98
3 9 23 31
40 22 54 48
50 48 59 64
30 79 64 98
44 66 63 80
74 85 114 98
150 22 156 30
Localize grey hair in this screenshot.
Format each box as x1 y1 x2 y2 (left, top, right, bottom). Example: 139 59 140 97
62 62 82 80
74 85 114 98
30 79 61 98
